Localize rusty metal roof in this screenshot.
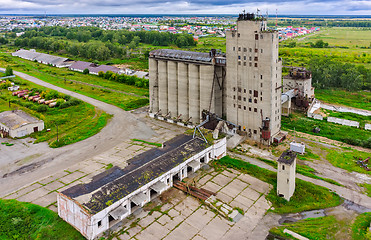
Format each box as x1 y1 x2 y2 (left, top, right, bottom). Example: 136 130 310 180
150 49 213 63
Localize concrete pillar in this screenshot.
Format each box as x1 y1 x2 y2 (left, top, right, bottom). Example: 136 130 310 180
149 58 159 113
167 61 178 118
188 64 200 123
200 65 214 116
178 62 189 120
158 60 168 115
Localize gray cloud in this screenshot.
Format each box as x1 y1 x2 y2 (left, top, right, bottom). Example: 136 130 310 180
0 0 369 14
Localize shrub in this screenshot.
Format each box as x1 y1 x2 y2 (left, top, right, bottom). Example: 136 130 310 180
37 105 48 112
5 66 13 76
83 68 89 74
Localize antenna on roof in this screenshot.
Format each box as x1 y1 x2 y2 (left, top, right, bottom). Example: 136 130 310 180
257 8 260 17
276 9 278 28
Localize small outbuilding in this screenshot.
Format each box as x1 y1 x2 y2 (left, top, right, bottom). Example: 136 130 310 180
277 150 297 201
0 110 44 138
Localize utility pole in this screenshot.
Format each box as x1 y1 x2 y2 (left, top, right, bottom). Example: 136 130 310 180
56 123 59 142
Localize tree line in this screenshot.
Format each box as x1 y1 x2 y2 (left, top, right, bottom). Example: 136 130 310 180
308 57 371 91
12 26 196 61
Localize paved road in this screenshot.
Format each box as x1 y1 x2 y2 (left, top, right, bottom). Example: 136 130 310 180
0 69 155 196
231 153 371 209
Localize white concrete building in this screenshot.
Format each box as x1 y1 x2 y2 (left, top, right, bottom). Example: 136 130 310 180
277 151 297 201
0 110 44 138
283 67 315 99
58 135 227 240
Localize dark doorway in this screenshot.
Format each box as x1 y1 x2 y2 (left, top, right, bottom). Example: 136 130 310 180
172 173 180 183
187 166 193 173
200 157 205 163
33 127 38 132
150 189 158 200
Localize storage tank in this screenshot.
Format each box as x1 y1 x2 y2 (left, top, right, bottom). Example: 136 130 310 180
167 61 178 118
178 62 189 120
158 60 168 114
188 64 200 123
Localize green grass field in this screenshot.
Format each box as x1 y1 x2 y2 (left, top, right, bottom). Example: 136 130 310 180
0 199 85 240
326 149 371 176
271 212 371 240
0 52 149 111
282 112 371 149
0 76 111 148
213 156 342 214
304 27 371 49
315 89 371 111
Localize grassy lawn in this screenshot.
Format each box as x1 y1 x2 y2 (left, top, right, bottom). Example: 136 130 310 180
0 199 84 240
213 156 342 214
326 149 371 176
270 216 348 240
351 212 371 240
305 27 371 49
281 112 371 149
0 76 111 148
271 212 371 240
315 89 371 111
0 52 149 111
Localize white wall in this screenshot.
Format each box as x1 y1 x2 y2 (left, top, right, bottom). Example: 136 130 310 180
9 122 44 138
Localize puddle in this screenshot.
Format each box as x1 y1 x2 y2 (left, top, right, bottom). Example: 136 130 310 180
342 199 371 213
301 209 326 219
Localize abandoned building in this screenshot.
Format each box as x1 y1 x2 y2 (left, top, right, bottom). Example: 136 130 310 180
0 110 44 138
149 13 283 143
12 49 74 68
283 67 314 99
57 134 227 240
277 150 297 201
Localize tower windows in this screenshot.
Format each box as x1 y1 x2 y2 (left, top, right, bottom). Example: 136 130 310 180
255 63 258 67
255 34 258 40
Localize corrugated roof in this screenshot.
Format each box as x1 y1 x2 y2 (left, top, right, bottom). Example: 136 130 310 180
62 135 208 214
0 110 42 129
150 49 213 63
12 49 69 66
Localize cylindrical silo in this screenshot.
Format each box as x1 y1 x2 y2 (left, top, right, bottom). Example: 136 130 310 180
149 58 159 113
177 62 189 120
200 65 214 115
158 60 168 115
167 61 178 118
188 64 200 123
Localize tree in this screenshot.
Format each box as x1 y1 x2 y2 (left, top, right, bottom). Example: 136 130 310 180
83 68 90 74
5 66 13 76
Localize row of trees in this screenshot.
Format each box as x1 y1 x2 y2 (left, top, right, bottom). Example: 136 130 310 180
268 19 371 28
14 37 125 61
19 26 196 48
98 71 149 89
308 57 371 91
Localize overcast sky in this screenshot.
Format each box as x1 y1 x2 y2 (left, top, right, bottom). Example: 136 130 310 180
0 0 370 15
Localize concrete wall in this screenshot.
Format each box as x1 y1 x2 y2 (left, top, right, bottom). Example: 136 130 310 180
178 62 189 119
283 77 314 98
5 122 45 138
188 64 200 123
58 194 92 239
149 58 159 113
167 61 178 118
158 60 168 115
226 19 281 142
58 137 227 240
327 117 360 128
277 159 296 201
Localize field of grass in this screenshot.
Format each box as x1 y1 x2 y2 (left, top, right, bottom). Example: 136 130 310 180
351 212 371 240
213 156 342 214
270 216 349 240
282 112 371 149
315 89 371 111
304 27 371 49
271 212 371 240
0 52 149 111
0 76 111 148
0 199 85 240
326 149 371 176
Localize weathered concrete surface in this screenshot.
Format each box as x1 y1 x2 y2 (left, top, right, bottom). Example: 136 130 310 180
0 69 156 197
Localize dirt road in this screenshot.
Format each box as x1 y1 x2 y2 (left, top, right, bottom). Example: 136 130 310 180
0 69 155 196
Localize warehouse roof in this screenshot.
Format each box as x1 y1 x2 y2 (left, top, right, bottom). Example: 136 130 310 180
62 134 208 214
12 49 71 66
69 61 121 74
149 49 214 63
0 110 43 130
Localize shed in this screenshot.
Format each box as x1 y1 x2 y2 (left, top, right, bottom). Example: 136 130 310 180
0 110 44 138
